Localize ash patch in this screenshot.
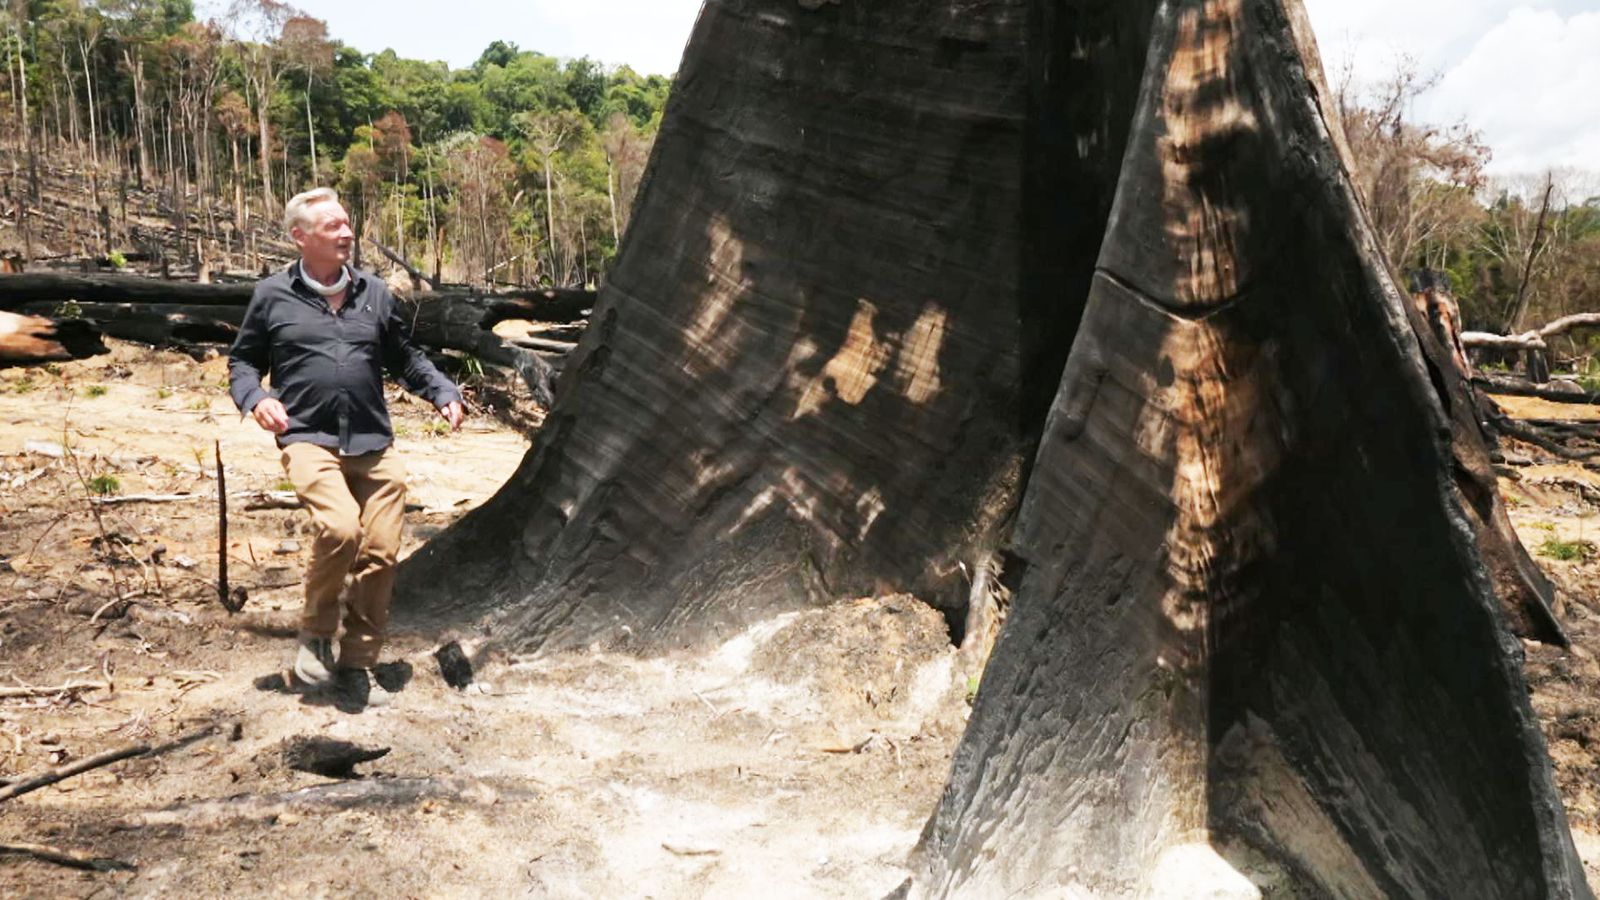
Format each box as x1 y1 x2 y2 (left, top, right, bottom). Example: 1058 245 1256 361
750 594 961 726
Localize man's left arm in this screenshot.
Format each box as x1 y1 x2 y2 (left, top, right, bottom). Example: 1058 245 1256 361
378 288 465 430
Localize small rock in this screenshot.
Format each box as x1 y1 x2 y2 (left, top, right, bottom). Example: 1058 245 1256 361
65 594 128 620
172 555 198 570
275 540 301 555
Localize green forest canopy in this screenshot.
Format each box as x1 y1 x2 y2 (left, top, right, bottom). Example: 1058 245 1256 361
2 0 673 287
0 0 1596 372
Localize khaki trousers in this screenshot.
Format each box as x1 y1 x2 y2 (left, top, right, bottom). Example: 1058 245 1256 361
280 443 407 668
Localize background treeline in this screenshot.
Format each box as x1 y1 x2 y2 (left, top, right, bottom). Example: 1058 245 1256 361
1339 65 1600 374
1 2 1596 372
0 0 670 287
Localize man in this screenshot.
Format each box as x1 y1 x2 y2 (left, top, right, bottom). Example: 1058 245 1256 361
229 187 464 701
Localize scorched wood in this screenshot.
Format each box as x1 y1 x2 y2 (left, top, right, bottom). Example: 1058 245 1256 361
910 0 1587 895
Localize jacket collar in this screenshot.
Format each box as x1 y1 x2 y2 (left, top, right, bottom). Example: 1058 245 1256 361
288 260 369 301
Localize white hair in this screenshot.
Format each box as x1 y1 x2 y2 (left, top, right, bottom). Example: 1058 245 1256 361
283 187 342 234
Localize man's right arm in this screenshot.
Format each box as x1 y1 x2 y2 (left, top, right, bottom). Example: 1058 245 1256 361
228 287 273 416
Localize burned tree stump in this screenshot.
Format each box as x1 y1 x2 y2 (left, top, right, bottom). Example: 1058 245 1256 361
393 0 1586 894
396 0 1087 646
910 0 1585 895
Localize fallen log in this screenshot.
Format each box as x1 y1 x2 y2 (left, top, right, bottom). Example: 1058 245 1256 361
1475 373 1600 405
1485 406 1600 462
396 290 593 365
0 311 108 367
13 301 243 347
9 285 589 372
1520 419 1600 435
1462 313 1600 351
0 272 255 308
509 335 579 354
1528 475 1600 505
0 271 595 321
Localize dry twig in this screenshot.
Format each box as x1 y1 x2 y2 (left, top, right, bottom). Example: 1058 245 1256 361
0 681 108 700
0 721 222 804
0 841 134 872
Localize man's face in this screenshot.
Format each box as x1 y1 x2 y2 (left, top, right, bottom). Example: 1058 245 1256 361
291 201 355 270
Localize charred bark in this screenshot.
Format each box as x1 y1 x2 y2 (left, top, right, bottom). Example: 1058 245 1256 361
0 272 256 308
1401 277 1568 643
13 302 246 348
0 271 594 317
399 0 1059 646
397 0 1168 648
910 0 1586 895
378 0 1586 893
0 311 108 367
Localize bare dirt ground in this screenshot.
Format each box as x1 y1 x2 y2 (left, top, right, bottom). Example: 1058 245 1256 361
0 341 971 898
0 342 1597 897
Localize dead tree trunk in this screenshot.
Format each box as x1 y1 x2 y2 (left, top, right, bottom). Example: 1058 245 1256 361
911 0 1584 896
395 0 1135 647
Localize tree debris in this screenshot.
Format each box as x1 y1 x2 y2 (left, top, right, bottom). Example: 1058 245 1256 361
0 841 135 873
0 721 223 804
277 735 391 779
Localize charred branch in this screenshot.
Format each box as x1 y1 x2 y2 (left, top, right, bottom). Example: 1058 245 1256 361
0 311 108 367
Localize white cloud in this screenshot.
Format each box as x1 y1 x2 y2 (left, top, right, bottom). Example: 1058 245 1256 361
274 0 703 74
1429 8 1600 174
1304 0 1600 176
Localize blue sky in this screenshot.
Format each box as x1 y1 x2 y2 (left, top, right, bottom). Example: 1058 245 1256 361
276 0 1596 176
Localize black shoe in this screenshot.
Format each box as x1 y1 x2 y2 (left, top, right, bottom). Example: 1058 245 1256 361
334 667 394 713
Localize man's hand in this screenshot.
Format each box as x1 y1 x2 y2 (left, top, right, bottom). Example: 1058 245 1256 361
438 399 465 432
251 397 290 434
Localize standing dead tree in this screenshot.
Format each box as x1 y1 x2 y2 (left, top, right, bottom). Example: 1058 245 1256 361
396 0 1589 896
